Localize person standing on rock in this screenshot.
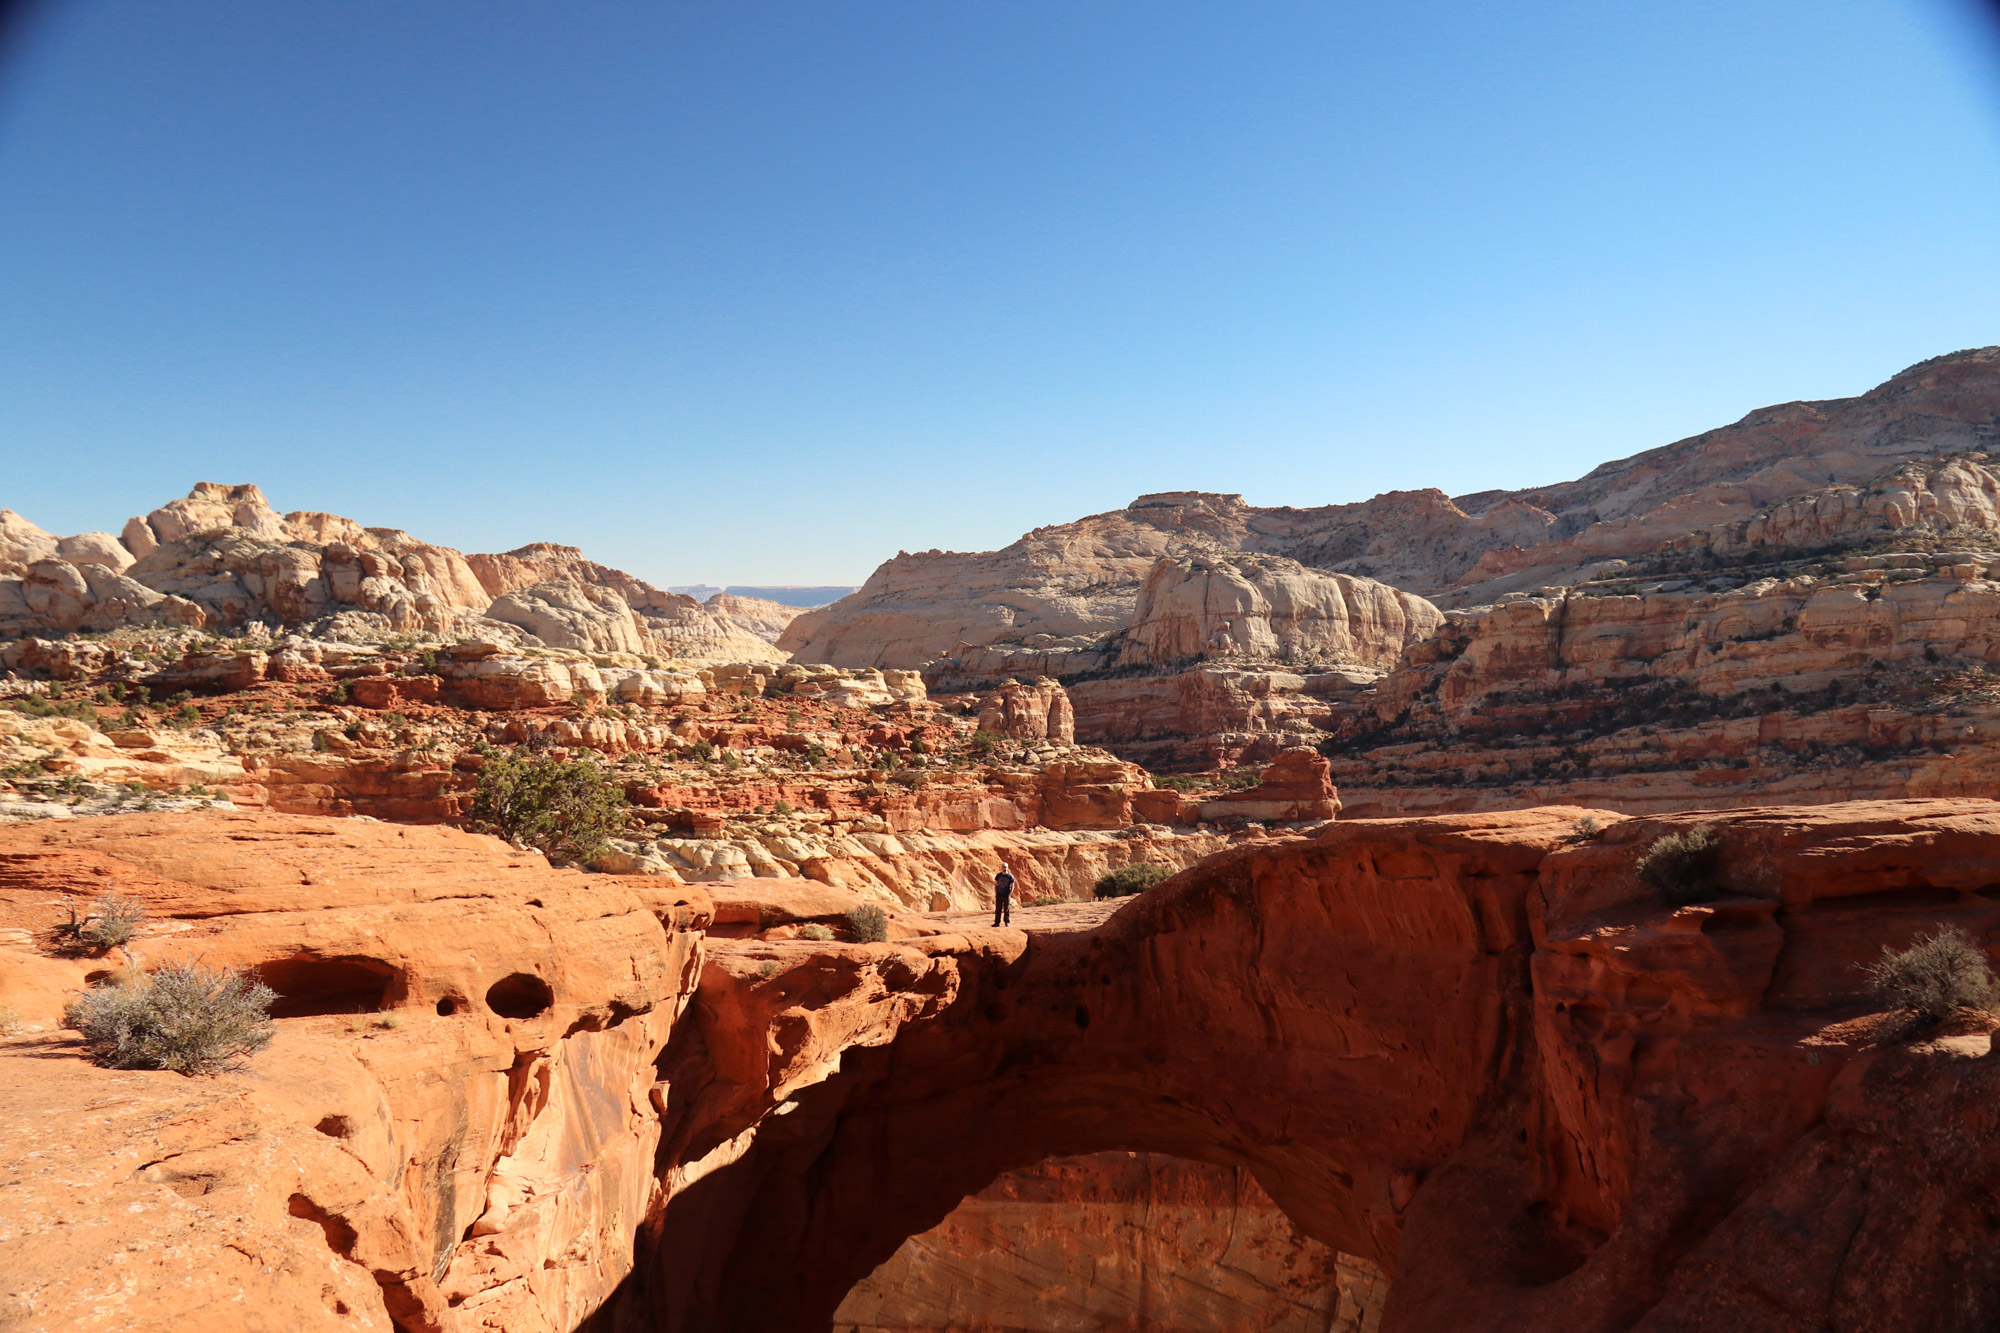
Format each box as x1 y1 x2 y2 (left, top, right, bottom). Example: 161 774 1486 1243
992 864 1015 927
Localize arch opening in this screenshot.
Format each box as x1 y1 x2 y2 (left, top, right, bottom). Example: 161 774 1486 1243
833 1150 1390 1333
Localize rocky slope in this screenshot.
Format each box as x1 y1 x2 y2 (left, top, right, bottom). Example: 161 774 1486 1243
1321 458 2000 816
782 349 2000 676
0 623 1317 911
0 483 781 662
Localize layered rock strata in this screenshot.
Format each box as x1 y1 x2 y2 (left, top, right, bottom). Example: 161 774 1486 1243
783 350 2000 676
0 632 1275 912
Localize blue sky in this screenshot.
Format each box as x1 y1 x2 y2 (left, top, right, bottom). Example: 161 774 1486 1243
3 1 2000 586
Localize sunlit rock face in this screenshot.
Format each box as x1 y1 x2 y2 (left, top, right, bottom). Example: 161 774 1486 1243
833 1151 1387 1333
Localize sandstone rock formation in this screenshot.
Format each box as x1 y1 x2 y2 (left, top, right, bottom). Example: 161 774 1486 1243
1319 541 2000 817
0 484 781 660
620 799 2000 1332
785 350 2000 679
971 676 1075 743
469 544 782 662
1118 552 1442 670
10 801 2000 1330
0 812 710 1333
704 592 803 645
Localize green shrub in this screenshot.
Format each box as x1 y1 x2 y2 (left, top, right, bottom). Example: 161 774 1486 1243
1094 863 1174 900
798 923 834 941
843 904 889 943
64 964 275 1075
689 740 716 762
969 730 1003 758
1865 926 2000 1026
467 750 628 864
1635 824 1722 905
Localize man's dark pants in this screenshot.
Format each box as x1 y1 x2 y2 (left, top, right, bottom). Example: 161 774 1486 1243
993 891 1012 926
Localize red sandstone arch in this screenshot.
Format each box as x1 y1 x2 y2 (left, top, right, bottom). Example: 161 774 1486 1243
594 800 2000 1333
609 811 1560 1331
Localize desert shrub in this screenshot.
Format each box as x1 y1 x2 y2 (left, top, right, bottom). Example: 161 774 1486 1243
773 799 793 816
1865 926 2000 1026
843 904 889 944
64 964 275 1075
689 740 716 762
467 750 628 863
1635 824 1722 905
1572 815 1603 842
798 923 834 941
969 730 1003 758
1094 863 1174 900
55 893 148 954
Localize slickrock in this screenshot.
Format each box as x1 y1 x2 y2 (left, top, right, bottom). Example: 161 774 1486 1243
702 593 803 645
1118 552 1441 669
469 544 783 663
0 812 710 1333
0 629 1276 913
0 485 782 659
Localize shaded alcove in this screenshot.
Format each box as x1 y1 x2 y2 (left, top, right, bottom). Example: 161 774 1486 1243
251 954 402 1018
486 971 555 1019
831 1150 1389 1333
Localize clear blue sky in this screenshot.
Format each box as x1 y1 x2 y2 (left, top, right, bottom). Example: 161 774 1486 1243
4 1 2000 586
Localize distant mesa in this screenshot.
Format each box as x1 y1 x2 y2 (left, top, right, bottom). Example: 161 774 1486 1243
669 585 858 608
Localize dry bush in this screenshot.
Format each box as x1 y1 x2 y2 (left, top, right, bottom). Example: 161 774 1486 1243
64 964 275 1075
1864 926 2000 1027
1094 863 1174 900
1636 825 1722 905
797 923 834 941
54 893 148 955
843 905 889 944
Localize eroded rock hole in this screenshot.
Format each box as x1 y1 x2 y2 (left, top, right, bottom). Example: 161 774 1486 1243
485 972 554 1019
436 996 462 1017
252 956 400 1018
315 1115 353 1139
288 1193 359 1255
